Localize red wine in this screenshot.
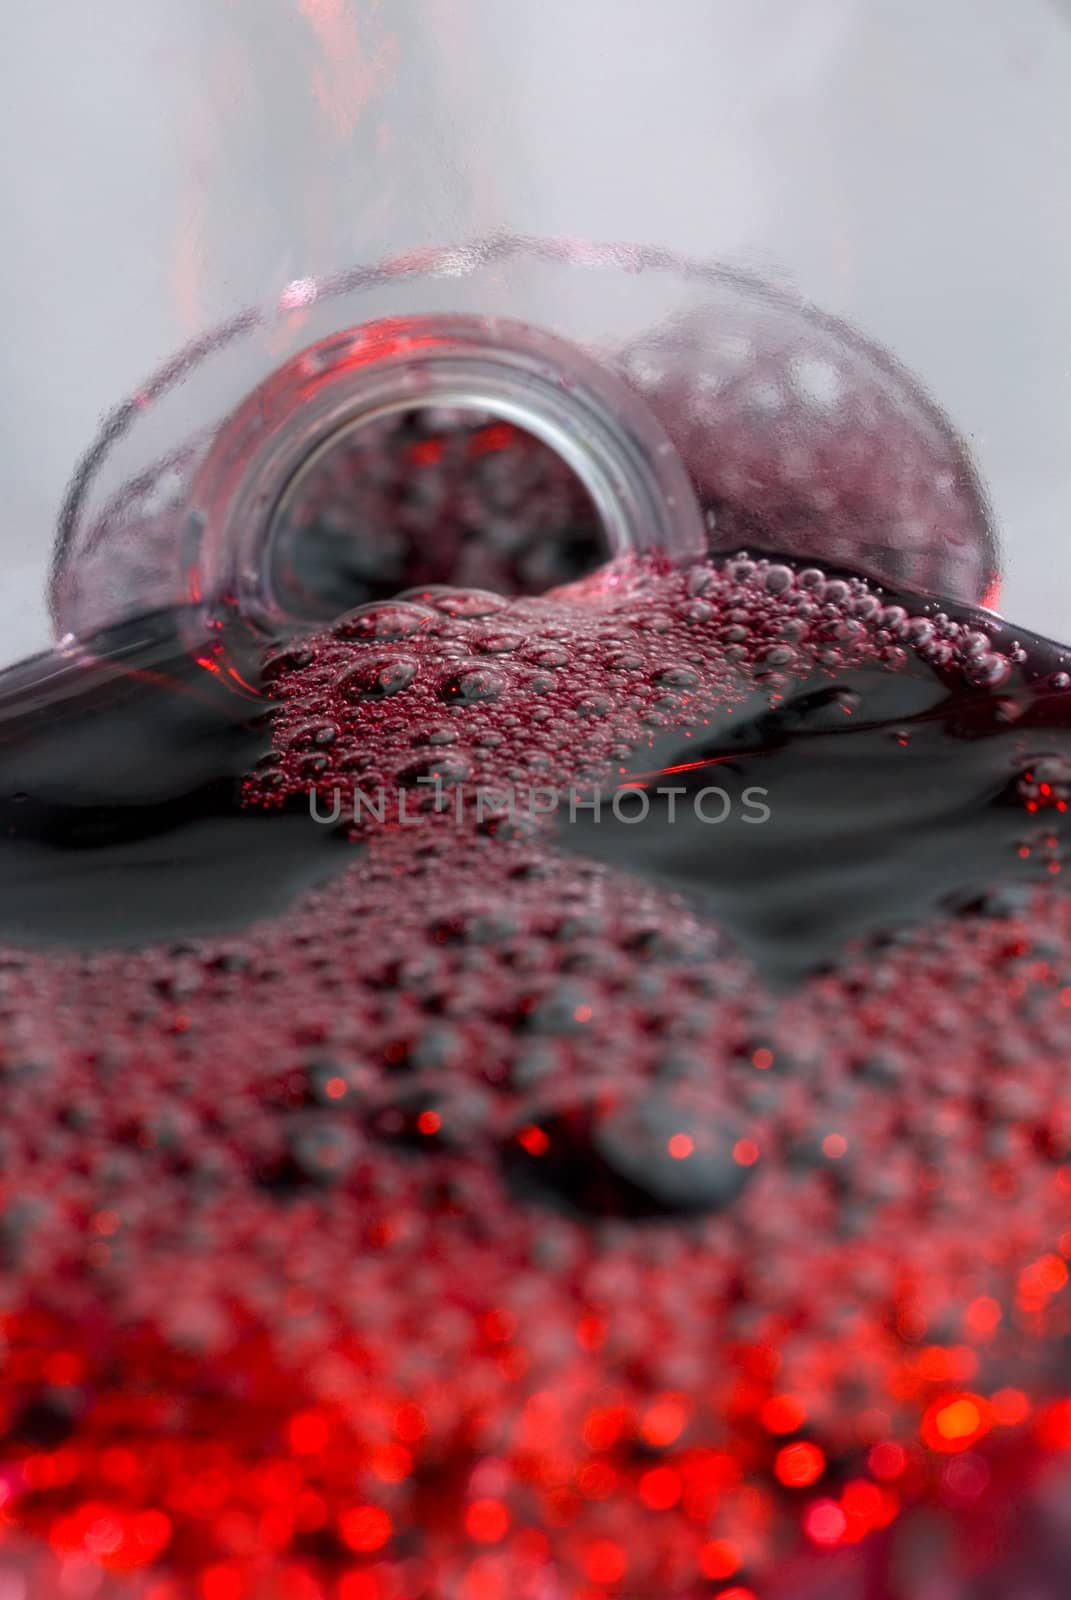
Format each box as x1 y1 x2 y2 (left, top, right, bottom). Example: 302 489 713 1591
1 553 1070 1600
0 610 355 948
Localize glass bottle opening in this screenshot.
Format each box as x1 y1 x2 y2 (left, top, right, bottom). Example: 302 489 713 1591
266 404 612 622
185 314 707 642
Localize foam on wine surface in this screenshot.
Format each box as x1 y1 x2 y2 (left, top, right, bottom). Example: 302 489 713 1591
1 553 1070 1597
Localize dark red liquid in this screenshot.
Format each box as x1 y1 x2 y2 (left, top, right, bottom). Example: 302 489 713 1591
1 553 1070 1599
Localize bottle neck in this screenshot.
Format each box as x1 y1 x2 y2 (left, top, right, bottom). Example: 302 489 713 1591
184 314 707 644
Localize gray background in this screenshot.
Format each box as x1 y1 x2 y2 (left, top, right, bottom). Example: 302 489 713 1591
2 0 1070 659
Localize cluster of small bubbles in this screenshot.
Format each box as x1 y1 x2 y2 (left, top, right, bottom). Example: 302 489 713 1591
1 551 1070 1596
246 552 1032 848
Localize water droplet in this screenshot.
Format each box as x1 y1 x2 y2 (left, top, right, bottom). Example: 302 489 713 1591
521 642 570 669
758 645 797 671
961 629 992 658
654 664 700 690
502 1089 752 1219
285 1116 361 1185
336 657 418 701
474 633 523 656
963 652 1011 688
439 665 506 705
334 601 437 642
764 565 795 595
287 721 340 751
262 645 315 684
370 1086 490 1150
406 586 509 619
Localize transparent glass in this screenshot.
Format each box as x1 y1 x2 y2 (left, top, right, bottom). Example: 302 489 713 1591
3 7 1071 1600
2 0 1070 666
